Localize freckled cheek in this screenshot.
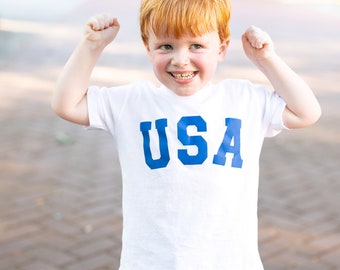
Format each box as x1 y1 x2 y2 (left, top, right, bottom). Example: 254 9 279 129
152 57 171 74
194 56 213 72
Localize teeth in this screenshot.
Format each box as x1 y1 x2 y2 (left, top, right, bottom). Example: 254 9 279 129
171 72 195 80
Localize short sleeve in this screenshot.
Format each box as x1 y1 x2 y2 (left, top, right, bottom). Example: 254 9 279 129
264 91 288 137
86 85 127 135
86 86 108 131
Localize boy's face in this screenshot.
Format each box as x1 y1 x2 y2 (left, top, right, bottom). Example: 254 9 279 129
145 31 229 96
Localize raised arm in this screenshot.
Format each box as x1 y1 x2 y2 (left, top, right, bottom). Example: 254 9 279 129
51 14 120 125
242 26 321 129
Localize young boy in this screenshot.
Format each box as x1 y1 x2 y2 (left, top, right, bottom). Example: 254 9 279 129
52 0 321 269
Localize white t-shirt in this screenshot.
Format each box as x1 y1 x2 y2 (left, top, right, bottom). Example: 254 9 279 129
87 79 287 270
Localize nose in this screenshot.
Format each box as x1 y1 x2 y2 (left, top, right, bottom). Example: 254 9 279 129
171 49 190 67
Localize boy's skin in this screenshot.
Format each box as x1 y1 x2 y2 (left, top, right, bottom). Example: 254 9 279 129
52 14 321 133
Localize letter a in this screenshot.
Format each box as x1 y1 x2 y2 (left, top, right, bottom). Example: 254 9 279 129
213 118 243 168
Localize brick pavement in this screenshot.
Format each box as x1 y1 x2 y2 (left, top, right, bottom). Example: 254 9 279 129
1 0 339 269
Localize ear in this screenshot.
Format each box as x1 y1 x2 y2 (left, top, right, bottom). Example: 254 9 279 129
218 38 230 62
144 41 153 62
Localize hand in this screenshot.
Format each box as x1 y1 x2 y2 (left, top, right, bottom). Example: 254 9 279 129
242 26 275 67
84 14 120 48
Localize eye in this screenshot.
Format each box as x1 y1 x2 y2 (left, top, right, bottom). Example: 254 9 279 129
159 44 173 50
191 44 202 50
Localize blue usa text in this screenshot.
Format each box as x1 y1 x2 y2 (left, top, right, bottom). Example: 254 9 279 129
140 116 243 170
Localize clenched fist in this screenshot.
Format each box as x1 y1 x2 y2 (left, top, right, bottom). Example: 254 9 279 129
84 14 120 47
242 26 276 66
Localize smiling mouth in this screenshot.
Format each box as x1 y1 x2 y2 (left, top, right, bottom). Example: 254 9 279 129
169 71 197 80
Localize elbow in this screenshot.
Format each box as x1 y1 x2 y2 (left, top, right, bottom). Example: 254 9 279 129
51 98 63 118
51 102 73 123
284 103 322 129
312 103 322 124
305 101 322 127
301 110 322 128
302 96 322 127
51 97 71 121
50 95 89 126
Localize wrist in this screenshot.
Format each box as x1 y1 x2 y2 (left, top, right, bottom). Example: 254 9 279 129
255 53 281 73
79 37 106 56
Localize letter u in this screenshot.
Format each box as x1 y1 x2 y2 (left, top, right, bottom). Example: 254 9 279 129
140 119 170 169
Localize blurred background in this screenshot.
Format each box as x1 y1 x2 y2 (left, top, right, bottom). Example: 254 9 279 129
0 0 339 269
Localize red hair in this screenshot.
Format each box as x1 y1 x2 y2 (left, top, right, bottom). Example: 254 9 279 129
140 0 231 44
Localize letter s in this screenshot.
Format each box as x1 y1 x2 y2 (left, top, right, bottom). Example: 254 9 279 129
177 116 208 165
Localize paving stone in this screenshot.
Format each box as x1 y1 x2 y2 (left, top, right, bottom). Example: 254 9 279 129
28 246 75 266
65 253 114 270
23 261 60 270
71 238 115 257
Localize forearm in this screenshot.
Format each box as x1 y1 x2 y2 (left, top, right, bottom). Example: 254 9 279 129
52 39 103 124
242 26 321 129
51 14 120 125
258 54 321 128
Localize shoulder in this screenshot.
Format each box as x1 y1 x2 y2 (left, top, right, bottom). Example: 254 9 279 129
213 79 272 99
89 80 156 92
213 79 284 113
88 80 158 99
216 79 267 91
